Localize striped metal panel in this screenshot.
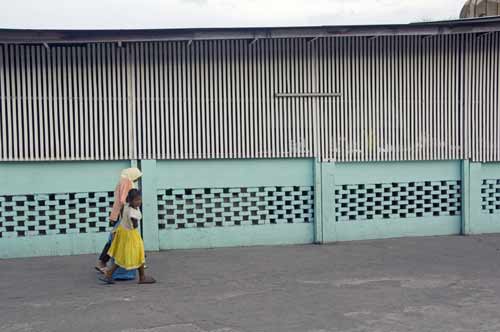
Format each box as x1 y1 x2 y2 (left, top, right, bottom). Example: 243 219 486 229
0 44 132 161
0 34 499 162
317 35 468 162
465 32 500 162
130 39 316 160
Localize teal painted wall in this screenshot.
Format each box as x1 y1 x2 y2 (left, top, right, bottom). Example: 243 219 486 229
0 158 316 258
3 158 500 259
159 223 314 250
155 159 314 188
155 158 316 250
321 161 463 243
466 162 500 234
0 161 130 195
140 160 160 251
0 161 130 258
0 233 109 259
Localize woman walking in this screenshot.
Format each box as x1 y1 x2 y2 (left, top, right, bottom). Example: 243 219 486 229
95 167 143 273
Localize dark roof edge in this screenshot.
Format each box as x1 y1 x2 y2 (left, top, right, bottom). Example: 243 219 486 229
1 17 500 44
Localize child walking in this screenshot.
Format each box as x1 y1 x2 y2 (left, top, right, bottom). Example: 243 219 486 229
99 189 156 284
95 167 143 273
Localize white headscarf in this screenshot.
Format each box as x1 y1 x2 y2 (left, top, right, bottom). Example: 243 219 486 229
120 167 143 182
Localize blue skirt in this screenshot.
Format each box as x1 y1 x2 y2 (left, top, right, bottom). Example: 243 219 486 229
112 264 137 280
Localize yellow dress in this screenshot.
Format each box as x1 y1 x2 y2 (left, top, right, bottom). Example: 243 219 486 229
107 205 145 270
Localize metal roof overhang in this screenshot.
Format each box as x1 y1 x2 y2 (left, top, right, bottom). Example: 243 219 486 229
0 16 500 44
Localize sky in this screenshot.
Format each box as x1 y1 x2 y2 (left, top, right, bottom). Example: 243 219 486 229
0 0 466 29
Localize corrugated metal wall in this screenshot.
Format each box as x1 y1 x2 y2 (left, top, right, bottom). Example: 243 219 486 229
0 33 499 162
464 33 500 162
0 44 132 160
130 39 316 160
317 34 468 162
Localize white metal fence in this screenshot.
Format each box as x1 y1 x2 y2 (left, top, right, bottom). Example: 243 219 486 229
0 44 132 161
0 33 499 162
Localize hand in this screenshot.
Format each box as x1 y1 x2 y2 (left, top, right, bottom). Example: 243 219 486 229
109 220 117 227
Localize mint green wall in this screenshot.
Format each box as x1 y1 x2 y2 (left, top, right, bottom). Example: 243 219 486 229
155 159 314 188
0 159 316 258
466 162 500 234
314 160 323 243
329 160 461 185
4 158 500 259
321 161 463 243
0 161 130 258
160 223 314 250
461 160 472 234
155 159 316 250
0 161 130 195
0 233 109 259
140 160 160 251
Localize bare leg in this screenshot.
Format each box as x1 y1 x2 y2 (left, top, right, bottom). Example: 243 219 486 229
98 241 112 264
96 232 115 271
96 241 111 271
138 264 156 284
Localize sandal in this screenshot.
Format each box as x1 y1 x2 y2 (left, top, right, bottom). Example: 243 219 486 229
95 266 106 274
138 276 156 284
99 276 115 284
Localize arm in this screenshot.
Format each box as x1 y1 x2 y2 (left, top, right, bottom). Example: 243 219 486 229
118 180 132 206
129 208 142 229
109 179 133 223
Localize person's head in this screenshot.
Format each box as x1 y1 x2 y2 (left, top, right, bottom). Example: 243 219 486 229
121 168 143 183
127 189 142 208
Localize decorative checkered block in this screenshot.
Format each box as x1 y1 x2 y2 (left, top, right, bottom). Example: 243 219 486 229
0 191 114 238
157 186 314 230
335 180 461 222
481 179 500 214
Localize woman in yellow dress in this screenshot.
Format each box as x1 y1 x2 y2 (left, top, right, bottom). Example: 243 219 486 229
99 189 156 284
95 167 143 273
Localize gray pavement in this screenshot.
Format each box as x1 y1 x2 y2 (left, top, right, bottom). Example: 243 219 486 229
2 235 500 332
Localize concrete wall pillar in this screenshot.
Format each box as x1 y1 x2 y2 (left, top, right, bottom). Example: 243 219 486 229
140 160 160 251
461 160 472 235
314 160 323 243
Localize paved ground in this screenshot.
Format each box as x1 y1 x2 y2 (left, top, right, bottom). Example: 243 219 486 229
3 235 500 332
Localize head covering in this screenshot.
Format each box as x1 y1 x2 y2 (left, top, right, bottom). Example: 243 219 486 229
109 168 143 222
120 167 143 182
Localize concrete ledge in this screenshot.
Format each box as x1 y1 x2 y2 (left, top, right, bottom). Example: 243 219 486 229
333 216 461 242
0 233 108 259
159 223 314 250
